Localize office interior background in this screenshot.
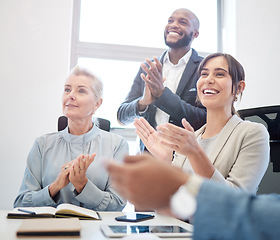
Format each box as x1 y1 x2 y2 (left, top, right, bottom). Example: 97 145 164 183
1 0 280 210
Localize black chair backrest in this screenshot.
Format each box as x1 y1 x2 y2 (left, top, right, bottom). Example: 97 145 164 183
238 105 280 172
58 116 111 132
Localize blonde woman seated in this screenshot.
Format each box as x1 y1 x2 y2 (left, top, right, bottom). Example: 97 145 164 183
134 53 269 193
14 66 128 210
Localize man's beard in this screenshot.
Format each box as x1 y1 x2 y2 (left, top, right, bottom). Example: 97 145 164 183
164 32 193 49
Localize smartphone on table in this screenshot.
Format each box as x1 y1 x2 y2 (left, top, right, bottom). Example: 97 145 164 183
115 213 155 222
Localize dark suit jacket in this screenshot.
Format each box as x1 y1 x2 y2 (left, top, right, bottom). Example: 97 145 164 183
117 49 206 150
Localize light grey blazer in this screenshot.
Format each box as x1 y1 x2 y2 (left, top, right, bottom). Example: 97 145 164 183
173 115 270 193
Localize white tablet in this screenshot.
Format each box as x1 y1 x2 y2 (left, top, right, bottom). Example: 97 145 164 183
100 225 193 238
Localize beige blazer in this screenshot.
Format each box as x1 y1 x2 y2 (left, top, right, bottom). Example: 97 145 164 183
173 115 270 193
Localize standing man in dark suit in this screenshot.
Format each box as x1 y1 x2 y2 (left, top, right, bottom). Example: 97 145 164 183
117 8 206 151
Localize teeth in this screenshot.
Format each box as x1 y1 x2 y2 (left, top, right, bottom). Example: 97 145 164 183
169 32 180 36
204 89 218 94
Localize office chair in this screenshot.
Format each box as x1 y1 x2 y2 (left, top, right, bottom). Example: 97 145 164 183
58 116 111 132
237 105 280 194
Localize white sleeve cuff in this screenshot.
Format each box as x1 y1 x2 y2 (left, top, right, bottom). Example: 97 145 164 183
210 169 227 183
183 175 204 197
170 176 203 220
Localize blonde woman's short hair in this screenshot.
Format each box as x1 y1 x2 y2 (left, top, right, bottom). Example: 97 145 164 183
69 65 103 100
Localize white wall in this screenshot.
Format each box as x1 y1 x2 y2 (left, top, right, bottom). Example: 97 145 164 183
225 0 280 110
1 0 280 210
0 0 72 209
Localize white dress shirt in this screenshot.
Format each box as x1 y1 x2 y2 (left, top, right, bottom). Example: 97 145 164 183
155 49 192 127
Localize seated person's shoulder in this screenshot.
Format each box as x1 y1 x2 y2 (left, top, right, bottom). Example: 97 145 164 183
240 120 269 138
35 132 61 145
98 129 127 144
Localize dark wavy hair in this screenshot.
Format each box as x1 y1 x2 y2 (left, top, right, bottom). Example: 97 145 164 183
197 53 245 115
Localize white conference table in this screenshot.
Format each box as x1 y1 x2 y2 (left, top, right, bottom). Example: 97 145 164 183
0 210 193 239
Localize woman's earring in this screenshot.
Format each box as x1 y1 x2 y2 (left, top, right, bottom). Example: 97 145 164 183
234 95 238 102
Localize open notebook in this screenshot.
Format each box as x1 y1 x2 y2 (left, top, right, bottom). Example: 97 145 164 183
7 203 101 220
